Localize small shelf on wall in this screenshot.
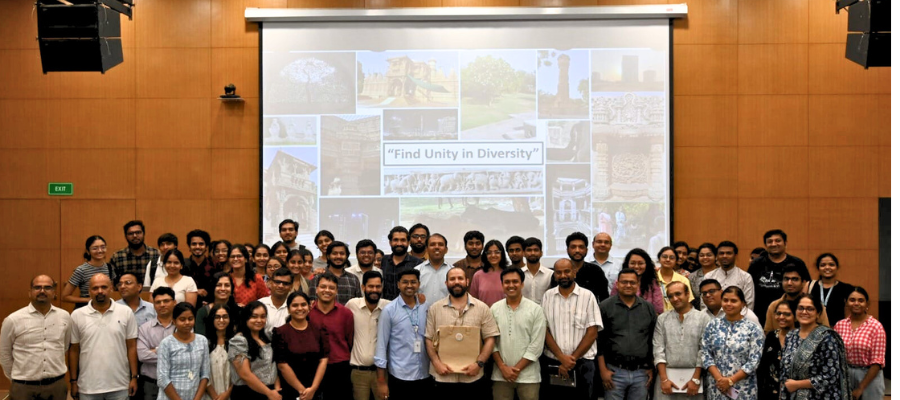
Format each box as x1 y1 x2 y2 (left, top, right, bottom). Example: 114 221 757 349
218 95 244 102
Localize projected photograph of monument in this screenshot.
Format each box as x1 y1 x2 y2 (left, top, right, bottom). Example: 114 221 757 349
545 164 591 256
399 196 544 257
590 49 666 92
593 202 667 258
537 49 590 120
357 51 459 108
263 116 317 146
383 167 543 196
383 109 459 140
262 147 318 245
263 52 356 115
320 198 399 252
590 134 666 202
459 50 536 140
540 120 591 163
320 115 381 196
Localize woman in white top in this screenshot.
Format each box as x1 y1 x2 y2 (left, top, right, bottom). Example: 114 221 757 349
204 303 236 400
151 249 199 306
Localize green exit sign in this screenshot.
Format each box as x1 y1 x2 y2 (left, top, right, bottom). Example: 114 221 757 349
48 183 73 196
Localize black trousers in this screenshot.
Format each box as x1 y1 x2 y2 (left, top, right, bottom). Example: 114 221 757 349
322 361 352 400
387 375 434 400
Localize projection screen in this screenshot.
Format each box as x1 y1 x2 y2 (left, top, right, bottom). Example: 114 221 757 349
257 7 678 260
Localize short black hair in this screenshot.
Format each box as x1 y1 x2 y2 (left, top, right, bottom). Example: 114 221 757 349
186 229 210 247
618 268 639 280
152 286 176 300
314 230 335 244
388 226 409 241
272 267 293 281
750 247 766 256
763 229 787 243
505 236 525 251
699 279 722 290
672 241 690 251
716 240 738 255
123 220 145 235
565 232 589 248
697 242 717 256
523 237 542 250
326 241 350 257
409 223 430 237
398 268 420 281
500 267 525 282
428 233 448 247
362 270 383 286
463 230 484 244
782 265 807 281
317 272 339 286
356 239 377 254
279 219 299 231
158 233 178 247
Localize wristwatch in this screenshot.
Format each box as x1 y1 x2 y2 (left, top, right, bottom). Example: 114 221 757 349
131 374 140 380
691 378 701 385
476 361 485 368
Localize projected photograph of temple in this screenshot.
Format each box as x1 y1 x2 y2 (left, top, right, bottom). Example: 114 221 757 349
537 49 590 119
320 115 382 196
590 49 667 92
383 109 459 140
590 133 666 202
545 164 592 256
459 50 536 140
262 148 318 245
263 51 356 115
358 51 459 108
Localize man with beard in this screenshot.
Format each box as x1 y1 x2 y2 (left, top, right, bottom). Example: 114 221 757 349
183 229 212 302
310 241 362 305
598 269 657 400
505 236 526 269
347 271 391 400
762 265 828 332
115 273 156 328
0 275 72 400
381 226 422 301
136 287 176 400
310 273 355 400
490 268 546 400
540 259 602 400
415 233 452 308
652 282 709 400
453 230 485 282
551 232 609 305
69 274 139 400
521 237 552 305
408 223 430 261
705 241 755 310
347 239 383 286
425 267 500 400
589 232 618 293
747 229 811 327
260 267 294 335
279 219 302 250
109 220 160 287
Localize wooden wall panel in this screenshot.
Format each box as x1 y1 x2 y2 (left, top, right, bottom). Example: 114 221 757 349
210 149 260 199
48 149 136 199
136 0 212 49
804 249 879 318
737 95 808 147
670 0 737 45
673 147 738 198
59 200 136 250
737 198 810 252
808 44 891 94
0 150 50 199
212 0 288 49
808 95 890 147
673 198 739 246
286 0 365 7
737 147 809 198
673 45 737 95
737 45 808 94
135 149 212 199
673 96 737 147
808 0 848 44
808 147 879 198
808 198 878 250
211 100 261 149
135 200 215 241
54 99 137 149
0 1 40 50
0 100 58 149
738 0 808 44
210 199 261 243
878 146 890 198
0 250 62 301
136 49 212 98
210 48 260 98
0 50 54 99
136 99 212 148
0 200 61 249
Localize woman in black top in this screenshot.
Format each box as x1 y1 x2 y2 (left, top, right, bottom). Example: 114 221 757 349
272 291 329 400
807 253 854 327
758 300 796 399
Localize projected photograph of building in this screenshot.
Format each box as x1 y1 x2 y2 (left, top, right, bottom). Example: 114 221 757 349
545 164 591 256
357 51 459 108
540 120 591 163
399 196 544 258
590 133 666 202
593 201 667 258
537 49 590 120
319 198 399 252
320 115 381 196
383 167 543 195
459 50 536 140
590 49 667 92
262 148 318 245
263 52 356 115
383 109 459 140
263 115 317 146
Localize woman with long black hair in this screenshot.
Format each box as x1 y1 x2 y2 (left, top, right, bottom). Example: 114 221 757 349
611 248 664 314
203 304 236 400
228 301 280 400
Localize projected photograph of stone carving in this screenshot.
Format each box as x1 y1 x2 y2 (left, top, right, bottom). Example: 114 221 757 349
383 167 543 196
591 49 666 92
458 50 536 140
399 196 544 257
540 120 591 163
263 116 317 146
537 49 590 120
591 134 666 202
545 164 592 256
320 115 381 196
263 52 356 115
593 202 667 258
357 51 459 108
320 198 399 252
383 109 458 140
262 147 318 245
591 93 665 136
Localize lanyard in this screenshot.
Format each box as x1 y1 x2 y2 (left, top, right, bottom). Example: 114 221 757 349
404 304 420 335
819 281 836 307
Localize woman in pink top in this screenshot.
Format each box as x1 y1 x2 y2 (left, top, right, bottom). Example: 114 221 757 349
610 248 665 314
469 239 508 306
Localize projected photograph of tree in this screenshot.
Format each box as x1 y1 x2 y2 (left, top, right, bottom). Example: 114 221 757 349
357 51 459 108
263 52 356 115
537 49 590 120
458 50 536 140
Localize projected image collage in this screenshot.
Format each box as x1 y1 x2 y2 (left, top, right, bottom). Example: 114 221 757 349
262 48 668 258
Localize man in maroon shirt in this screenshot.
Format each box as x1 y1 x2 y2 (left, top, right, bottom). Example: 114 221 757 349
309 272 355 400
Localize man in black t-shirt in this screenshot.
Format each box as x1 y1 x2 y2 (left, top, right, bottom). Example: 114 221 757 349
747 229 811 327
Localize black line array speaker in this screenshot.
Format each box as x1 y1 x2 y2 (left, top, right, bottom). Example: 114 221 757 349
37 3 123 73
843 0 890 68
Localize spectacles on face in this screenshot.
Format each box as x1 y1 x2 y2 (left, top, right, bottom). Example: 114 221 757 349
775 311 793 317
659 254 676 260
410 234 427 240
796 306 816 314
618 281 637 286
783 276 801 283
229 255 245 259
90 245 107 251
32 285 54 291
127 231 143 237
700 289 720 297
271 280 292 287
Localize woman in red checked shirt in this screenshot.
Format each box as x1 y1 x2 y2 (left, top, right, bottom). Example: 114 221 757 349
834 287 885 400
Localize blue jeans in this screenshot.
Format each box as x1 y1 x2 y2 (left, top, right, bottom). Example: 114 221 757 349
80 390 129 400
604 365 650 400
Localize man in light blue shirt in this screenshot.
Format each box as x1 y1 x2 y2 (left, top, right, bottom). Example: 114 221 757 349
115 273 156 328
590 233 619 292
415 233 451 308
491 268 546 400
375 269 432 400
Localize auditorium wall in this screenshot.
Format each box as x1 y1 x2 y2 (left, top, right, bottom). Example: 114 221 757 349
0 0 889 388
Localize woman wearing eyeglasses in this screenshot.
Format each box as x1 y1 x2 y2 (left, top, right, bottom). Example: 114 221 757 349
611 248 664 314
204 303 237 400
834 287 884 400
758 301 796 399
195 273 240 335
63 235 112 309
700 286 764 400
780 295 851 400
230 245 270 307
469 239 509 306
656 246 694 312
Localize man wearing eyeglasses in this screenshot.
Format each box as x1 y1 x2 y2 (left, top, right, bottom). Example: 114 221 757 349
762 265 828 333
136 287 176 400
698 279 760 326
109 220 160 287
260 267 294 336
0 275 72 400
408 223 430 261
347 239 383 287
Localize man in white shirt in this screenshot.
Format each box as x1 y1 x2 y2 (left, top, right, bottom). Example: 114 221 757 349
346 239 383 285
346 270 391 400
415 233 452 308
704 241 755 310
520 237 552 305
0 275 72 400
260 267 294 336
69 274 139 400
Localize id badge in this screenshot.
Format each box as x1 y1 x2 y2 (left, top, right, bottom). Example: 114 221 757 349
414 340 422 353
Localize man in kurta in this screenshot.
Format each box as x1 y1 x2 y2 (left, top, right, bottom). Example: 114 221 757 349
653 282 711 400
490 268 546 400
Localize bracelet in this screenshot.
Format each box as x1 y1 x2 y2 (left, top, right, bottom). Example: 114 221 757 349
661 378 669 383
728 378 734 386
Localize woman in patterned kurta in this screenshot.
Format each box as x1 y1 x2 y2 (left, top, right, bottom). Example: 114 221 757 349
701 286 764 400
157 302 210 400
780 295 851 400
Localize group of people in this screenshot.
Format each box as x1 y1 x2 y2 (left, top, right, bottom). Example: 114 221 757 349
0 220 886 400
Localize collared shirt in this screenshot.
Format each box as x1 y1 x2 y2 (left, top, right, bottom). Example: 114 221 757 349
551 262 610 306
415 260 451 308
452 258 483 284
71 301 138 394
490 298 546 384
705 267 756 310
521 264 553 305
136 318 175 379
259 296 289 337
590 258 619 293
374 297 430 381
308 302 354 364
347 297 391 367
541 284 602 361
705 306 761 327
424 295 500 383
115 298 156 328
346 265 383 288
109 245 160 286
381 254 422 301
835 316 886 367
310 270 362 305
0 303 71 380
598 295 656 366
157 334 210 400
652 308 711 368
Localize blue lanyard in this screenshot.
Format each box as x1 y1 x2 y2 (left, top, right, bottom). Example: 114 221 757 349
404 304 420 334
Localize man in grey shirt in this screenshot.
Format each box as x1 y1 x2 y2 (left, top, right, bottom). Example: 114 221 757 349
136 287 176 400
652 282 710 399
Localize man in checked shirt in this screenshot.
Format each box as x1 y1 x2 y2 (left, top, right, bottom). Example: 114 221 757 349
310 241 362 305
